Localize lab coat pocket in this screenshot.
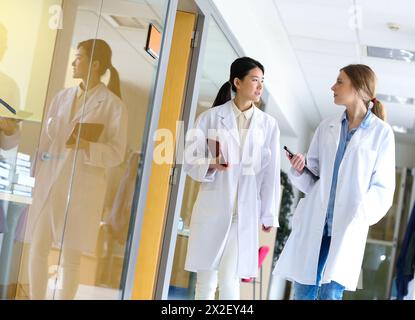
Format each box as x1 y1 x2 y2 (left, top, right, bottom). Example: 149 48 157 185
291 198 305 230
355 199 371 227
261 147 271 169
357 147 377 165
256 194 261 218
355 147 377 183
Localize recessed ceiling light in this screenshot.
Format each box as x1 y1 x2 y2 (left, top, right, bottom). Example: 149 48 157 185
392 125 408 134
386 22 400 31
366 46 415 62
105 14 145 29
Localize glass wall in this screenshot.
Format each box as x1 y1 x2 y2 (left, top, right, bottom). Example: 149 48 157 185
0 0 62 300
168 17 238 300
0 0 169 299
344 169 406 300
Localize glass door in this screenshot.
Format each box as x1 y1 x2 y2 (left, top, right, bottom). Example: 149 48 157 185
0 0 170 300
344 168 406 300
44 0 170 300
0 0 63 300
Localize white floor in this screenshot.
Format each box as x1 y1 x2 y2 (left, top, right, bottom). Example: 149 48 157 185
46 277 121 300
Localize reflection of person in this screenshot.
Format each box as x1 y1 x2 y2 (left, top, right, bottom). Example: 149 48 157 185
0 117 20 234
0 23 21 234
184 57 281 300
273 64 395 300
0 23 20 112
27 39 128 299
0 23 20 149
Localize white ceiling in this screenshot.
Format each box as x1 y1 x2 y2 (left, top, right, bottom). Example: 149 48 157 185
74 0 162 78
76 0 163 23
273 0 415 139
198 18 238 108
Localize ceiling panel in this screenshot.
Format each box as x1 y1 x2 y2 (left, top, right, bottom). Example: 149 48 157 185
296 50 359 68
290 36 358 57
274 0 415 141
276 0 356 41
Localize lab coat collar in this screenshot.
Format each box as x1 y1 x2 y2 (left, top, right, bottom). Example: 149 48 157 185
328 108 375 156
218 100 260 147
231 99 254 121
76 82 102 100
71 83 108 122
341 108 373 130
218 100 240 146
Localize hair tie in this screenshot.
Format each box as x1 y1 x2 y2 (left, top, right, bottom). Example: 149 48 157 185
371 97 378 104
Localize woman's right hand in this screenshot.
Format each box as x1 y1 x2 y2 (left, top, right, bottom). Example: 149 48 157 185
0 117 19 136
286 151 305 174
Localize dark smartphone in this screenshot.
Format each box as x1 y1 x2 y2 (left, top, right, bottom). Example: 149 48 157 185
283 145 295 158
284 145 319 180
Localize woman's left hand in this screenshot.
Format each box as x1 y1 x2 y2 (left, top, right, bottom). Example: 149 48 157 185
262 224 272 232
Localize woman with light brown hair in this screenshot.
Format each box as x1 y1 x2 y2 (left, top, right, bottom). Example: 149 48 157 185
273 64 395 300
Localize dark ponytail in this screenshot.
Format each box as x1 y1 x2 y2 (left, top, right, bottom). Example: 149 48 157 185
212 82 232 107
78 39 122 99
108 66 121 99
212 57 264 108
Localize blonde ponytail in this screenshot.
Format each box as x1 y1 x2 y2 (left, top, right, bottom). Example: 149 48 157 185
371 98 386 121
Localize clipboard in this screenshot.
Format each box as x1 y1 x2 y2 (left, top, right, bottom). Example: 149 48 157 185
206 138 228 167
66 122 104 146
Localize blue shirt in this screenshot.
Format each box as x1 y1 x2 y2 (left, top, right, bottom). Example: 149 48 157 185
324 109 372 236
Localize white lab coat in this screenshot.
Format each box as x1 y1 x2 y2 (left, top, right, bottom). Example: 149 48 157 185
26 83 128 252
0 130 20 234
184 101 280 278
273 112 395 290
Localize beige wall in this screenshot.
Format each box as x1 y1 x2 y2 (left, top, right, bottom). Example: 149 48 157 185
0 0 61 121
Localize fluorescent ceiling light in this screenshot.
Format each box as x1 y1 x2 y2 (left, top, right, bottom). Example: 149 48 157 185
392 125 408 134
366 46 415 62
377 93 415 105
106 15 145 29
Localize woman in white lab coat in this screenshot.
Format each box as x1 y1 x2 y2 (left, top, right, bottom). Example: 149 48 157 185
273 64 395 300
0 118 20 233
184 57 281 300
27 39 128 299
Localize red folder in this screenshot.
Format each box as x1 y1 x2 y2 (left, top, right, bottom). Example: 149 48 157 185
206 139 228 167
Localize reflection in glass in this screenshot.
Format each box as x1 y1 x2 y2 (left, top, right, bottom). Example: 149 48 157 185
27 38 128 300
344 243 392 300
1 0 166 300
0 0 61 300
0 22 20 113
368 171 401 242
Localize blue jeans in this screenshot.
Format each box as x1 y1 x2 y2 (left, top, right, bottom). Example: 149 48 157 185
293 235 345 300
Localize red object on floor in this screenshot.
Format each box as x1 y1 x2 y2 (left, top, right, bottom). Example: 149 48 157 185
241 246 270 282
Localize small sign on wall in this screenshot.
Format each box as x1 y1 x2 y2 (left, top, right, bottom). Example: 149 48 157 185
145 23 161 59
